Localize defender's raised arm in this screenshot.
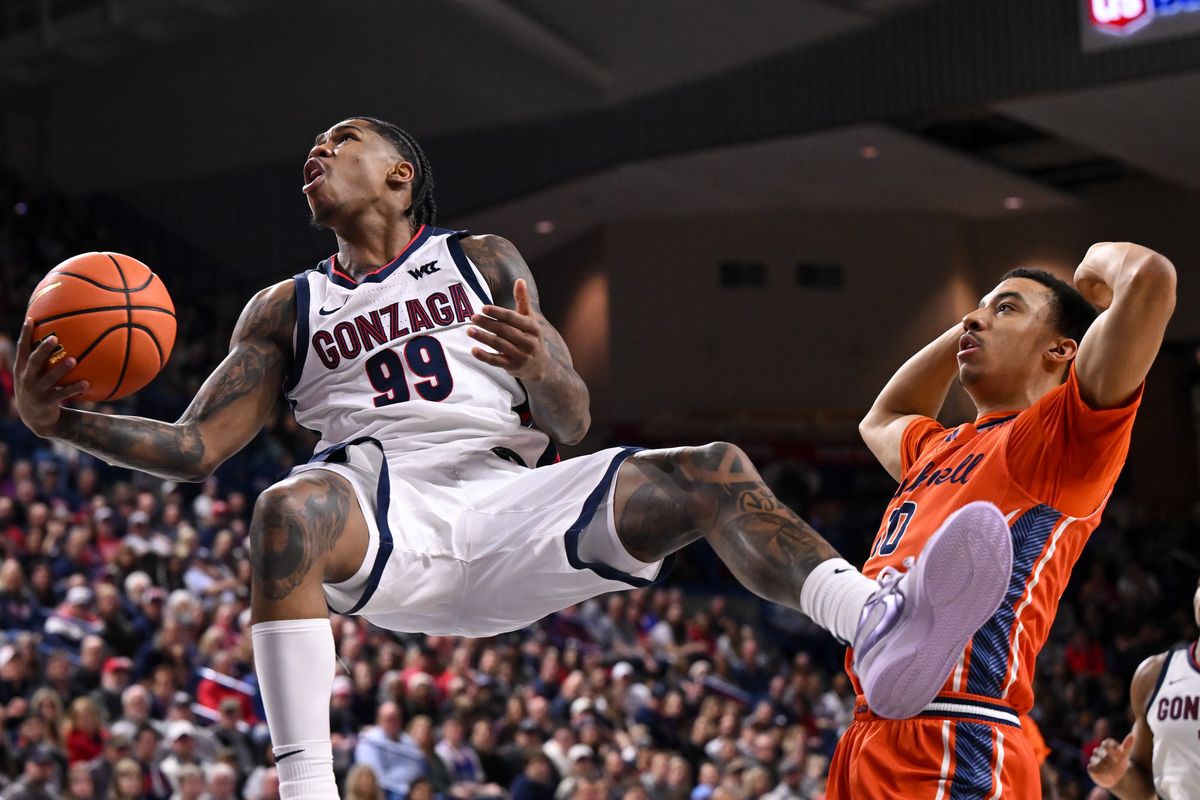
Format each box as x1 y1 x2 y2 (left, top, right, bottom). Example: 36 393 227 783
1073 242 1176 409
859 325 961 482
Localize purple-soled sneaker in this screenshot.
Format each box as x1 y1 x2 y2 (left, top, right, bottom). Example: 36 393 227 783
852 500 1013 719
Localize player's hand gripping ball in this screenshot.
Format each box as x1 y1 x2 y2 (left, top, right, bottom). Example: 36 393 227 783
25 252 176 402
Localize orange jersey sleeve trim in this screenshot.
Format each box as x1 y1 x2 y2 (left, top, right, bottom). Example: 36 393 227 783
1004 363 1143 518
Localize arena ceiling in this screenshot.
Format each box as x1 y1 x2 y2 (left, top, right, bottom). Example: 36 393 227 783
1 0 1199 262
0 0 932 186
998 69 1200 192
0 0 932 127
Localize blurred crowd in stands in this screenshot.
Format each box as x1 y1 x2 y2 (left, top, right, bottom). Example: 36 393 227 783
0 174 1197 800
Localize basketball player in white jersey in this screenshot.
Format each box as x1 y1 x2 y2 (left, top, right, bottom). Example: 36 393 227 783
1088 576 1200 799
13 117 1015 800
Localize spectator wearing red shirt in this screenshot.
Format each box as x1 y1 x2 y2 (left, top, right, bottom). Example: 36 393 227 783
435 646 475 700
1064 631 1107 677
196 651 256 723
62 695 104 765
1080 717 1112 768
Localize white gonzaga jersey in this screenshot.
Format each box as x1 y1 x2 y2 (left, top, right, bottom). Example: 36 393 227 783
1146 643 1200 800
284 226 555 467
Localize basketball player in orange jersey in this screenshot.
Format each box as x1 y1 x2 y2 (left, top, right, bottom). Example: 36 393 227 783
827 242 1177 798
14 117 1015 800
1087 576 1200 799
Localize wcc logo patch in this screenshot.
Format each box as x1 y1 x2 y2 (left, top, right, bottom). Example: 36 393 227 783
409 260 440 280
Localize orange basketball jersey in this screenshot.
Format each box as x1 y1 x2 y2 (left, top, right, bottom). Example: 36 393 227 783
829 367 1140 798
851 365 1141 715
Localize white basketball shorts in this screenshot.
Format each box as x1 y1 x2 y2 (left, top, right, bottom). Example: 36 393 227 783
286 438 669 637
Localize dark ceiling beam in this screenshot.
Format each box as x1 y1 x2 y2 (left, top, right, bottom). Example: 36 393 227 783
85 0 1200 269
0 0 286 80
422 0 1200 217
444 0 612 95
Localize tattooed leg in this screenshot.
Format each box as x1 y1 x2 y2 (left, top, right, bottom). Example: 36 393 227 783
248 471 368 623
248 469 366 799
614 442 839 610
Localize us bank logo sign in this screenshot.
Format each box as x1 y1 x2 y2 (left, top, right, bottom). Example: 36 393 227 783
1089 0 1154 34
1082 0 1200 50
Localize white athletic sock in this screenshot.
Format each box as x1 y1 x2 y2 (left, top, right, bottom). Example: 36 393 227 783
251 619 339 800
798 558 878 645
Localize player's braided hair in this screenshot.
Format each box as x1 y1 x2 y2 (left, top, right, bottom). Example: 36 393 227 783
355 116 437 228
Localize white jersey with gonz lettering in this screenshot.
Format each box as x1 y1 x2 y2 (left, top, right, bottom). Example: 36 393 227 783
278 225 667 637
1146 642 1200 800
284 225 554 469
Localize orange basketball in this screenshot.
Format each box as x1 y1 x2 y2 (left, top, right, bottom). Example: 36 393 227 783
27 252 176 402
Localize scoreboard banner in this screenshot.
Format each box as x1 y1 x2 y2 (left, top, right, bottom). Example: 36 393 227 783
1081 0 1200 50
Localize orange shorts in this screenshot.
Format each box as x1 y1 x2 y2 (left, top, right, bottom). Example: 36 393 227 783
826 695 1040 799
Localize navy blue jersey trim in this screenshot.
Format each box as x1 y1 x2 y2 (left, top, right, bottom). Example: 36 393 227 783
283 273 311 395
345 457 392 615
934 696 1022 717
446 231 494 306
966 504 1061 698
1145 647 1179 714
563 447 673 588
916 695 1021 728
306 439 356 465
1189 641 1200 675
917 710 1021 730
490 447 528 468
514 377 532 410
302 438 393 616
976 413 1018 431
512 397 533 425
536 441 560 468
949 721 995 797
512 379 556 466
323 225 433 290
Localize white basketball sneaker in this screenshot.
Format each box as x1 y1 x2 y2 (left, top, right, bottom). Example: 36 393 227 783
852 501 1014 719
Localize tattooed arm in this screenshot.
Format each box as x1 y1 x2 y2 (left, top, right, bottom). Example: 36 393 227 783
14 281 295 482
461 234 591 445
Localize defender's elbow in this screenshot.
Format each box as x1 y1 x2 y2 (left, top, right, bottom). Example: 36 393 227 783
1127 255 1177 318
858 411 882 443
1132 253 1177 294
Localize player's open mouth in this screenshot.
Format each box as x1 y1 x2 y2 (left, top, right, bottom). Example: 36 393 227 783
958 334 980 357
302 159 326 193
